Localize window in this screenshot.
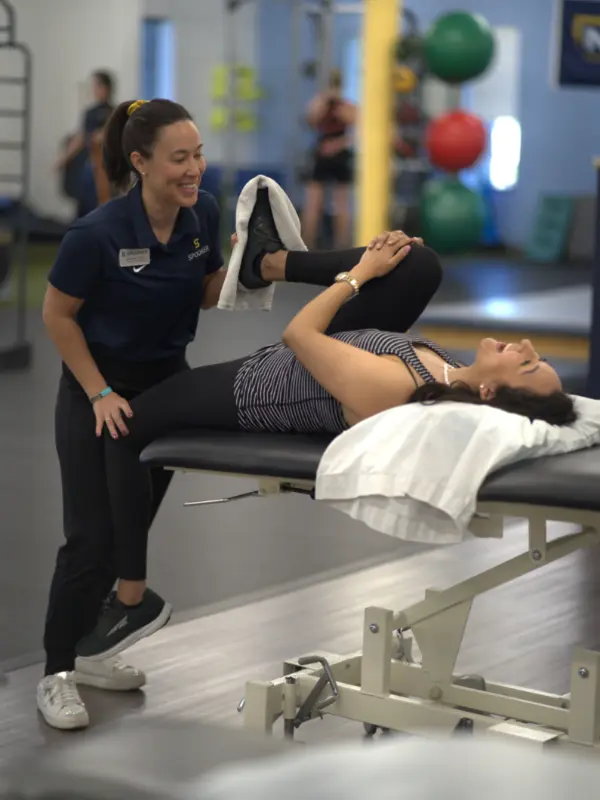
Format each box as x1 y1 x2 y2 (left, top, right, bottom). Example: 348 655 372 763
461 26 522 192
141 18 175 100
489 115 521 191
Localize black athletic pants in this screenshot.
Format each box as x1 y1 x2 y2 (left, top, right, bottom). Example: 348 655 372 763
44 244 441 674
45 352 190 675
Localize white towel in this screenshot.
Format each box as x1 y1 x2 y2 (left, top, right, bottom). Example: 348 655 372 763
315 395 600 545
217 175 307 311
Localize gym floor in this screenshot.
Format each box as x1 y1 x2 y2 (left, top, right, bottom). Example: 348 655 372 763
0 249 594 768
2 521 600 767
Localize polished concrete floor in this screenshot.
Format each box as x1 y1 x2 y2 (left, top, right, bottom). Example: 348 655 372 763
437 256 591 302
421 258 593 334
422 284 591 334
0 259 597 773
0 261 593 668
2 519 599 771
0 281 431 671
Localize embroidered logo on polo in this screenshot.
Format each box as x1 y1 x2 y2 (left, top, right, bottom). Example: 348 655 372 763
188 240 210 261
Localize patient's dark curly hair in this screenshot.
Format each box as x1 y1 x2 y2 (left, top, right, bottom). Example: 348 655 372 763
407 381 577 426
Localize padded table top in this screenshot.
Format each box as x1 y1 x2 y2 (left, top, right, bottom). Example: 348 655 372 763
140 431 600 512
141 429 332 482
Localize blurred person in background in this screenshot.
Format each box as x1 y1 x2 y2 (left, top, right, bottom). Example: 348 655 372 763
302 68 358 249
56 70 115 217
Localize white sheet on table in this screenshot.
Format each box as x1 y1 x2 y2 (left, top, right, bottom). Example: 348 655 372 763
315 395 600 544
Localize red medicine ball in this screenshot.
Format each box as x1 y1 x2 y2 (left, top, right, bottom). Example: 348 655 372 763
425 110 486 171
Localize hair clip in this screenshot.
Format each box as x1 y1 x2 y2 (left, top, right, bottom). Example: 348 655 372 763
127 99 148 117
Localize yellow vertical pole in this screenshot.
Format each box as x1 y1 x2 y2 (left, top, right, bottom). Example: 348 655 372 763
356 0 401 245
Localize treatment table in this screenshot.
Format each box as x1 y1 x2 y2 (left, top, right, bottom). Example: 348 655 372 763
141 431 600 751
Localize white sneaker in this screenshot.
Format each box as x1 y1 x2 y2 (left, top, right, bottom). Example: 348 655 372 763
74 656 146 691
36 672 89 730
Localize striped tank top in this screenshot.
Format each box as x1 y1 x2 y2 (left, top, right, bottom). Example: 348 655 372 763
233 329 462 434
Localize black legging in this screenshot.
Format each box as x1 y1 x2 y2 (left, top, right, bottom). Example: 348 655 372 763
105 245 442 581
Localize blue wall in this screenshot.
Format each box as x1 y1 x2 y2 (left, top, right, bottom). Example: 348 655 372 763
256 0 600 249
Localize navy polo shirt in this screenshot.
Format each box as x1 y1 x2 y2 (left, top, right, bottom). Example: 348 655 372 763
48 182 224 362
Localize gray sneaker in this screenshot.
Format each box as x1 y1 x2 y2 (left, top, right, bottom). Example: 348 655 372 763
239 188 282 289
75 588 172 661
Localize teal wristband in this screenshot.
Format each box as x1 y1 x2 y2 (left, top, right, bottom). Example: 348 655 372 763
90 386 113 404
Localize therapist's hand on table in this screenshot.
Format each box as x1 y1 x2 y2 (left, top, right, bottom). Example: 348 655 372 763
94 392 133 439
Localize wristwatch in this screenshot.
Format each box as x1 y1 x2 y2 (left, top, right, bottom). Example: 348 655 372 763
334 271 360 296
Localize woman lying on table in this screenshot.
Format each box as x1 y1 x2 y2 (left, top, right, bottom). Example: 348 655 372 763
75 224 573 663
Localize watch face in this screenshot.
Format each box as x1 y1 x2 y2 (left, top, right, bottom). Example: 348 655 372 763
335 272 348 281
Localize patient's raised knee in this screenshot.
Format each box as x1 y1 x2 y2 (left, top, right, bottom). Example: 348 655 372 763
409 244 443 287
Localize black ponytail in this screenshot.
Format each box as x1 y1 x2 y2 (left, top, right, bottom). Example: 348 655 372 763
102 98 193 192
103 101 132 190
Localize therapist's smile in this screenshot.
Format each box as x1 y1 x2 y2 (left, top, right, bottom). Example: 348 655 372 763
177 181 199 200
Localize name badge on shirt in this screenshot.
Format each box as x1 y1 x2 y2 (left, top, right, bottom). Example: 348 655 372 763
119 248 151 273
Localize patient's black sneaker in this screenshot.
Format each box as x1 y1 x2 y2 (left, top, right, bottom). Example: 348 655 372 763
75 588 172 661
239 188 283 290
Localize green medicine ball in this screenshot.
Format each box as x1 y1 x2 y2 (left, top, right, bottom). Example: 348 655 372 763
419 178 485 254
424 12 495 84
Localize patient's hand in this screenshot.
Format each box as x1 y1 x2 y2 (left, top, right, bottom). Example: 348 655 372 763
367 230 423 251
355 239 412 280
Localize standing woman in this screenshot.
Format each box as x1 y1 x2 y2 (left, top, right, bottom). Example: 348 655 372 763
40 98 226 731
38 95 417 731
40 97 281 731
301 69 358 249
56 70 116 217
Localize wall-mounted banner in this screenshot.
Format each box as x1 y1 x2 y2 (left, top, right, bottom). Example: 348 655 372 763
557 0 600 86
